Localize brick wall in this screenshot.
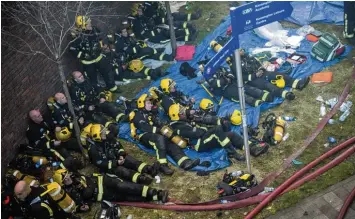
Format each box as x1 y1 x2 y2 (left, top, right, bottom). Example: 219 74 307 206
1 2 132 170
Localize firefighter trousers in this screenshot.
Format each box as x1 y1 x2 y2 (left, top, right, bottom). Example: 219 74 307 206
98 102 126 122
130 47 173 61
344 2 355 38
111 155 150 184
139 133 189 166
172 12 200 22
194 126 234 152
83 55 116 90
102 175 159 202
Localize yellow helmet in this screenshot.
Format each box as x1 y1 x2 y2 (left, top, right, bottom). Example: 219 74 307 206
55 127 72 142
160 78 175 94
231 110 242 125
149 87 160 100
128 59 144 73
169 104 181 121
90 124 104 142
137 94 149 109
75 16 91 29
47 97 56 112
52 169 69 186
199 98 214 111
131 3 142 16
271 75 285 88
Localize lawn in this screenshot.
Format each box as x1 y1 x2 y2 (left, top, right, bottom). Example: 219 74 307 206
81 2 355 219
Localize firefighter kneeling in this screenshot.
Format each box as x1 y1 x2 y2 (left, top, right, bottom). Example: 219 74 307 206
129 94 200 175
52 169 169 211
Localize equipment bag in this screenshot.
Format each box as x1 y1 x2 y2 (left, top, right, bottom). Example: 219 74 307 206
311 33 345 62
94 200 121 219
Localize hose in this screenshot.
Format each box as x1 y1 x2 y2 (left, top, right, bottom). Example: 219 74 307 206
245 143 355 219
337 186 355 219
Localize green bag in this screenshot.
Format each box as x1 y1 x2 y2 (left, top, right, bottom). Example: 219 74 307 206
311 33 345 62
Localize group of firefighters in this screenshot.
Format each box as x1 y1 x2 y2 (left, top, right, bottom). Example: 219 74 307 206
2 2 314 219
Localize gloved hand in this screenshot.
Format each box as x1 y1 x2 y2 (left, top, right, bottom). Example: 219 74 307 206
221 119 232 132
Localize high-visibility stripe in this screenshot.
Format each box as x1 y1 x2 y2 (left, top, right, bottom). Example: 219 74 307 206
132 173 140 183
152 126 157 133
255 100 261 107
153 194 158 200
216 79 221 87
282 90 288 98
151 31 155 37
159 53 165 61
185 35 189 42
203 134 230 147
185 28 190 35
81 54 103 65
153 49 157 54
177 156 189 166
183 21 187 29
217 118 221 125
248 74 252 81
138 163 147 173
144 68 150 76
187 13 191 21
262 92 269 101
158 158 167 164
108 160 112 169
133 47 137 54
116 113 124 122
194 138 201 151
292 79 300 88
63 200 75 213
162 17 165 24
69 123 73 130
77 51 82 58
41 203 53 216
142 185 149 197
50 149 65 161
46 141 51 149
109 85 118 92
97 175 103 201
60 163 66 169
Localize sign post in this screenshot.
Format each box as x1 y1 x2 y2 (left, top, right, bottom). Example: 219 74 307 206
203 1 293 173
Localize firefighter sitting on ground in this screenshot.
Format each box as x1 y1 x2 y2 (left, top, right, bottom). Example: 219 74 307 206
129 94 200 175
69 71 127 125
228 49 310 100
87 123 157 185
13 180 80 219
26 109 82 171
128 4 198 44
52 168 170 211
197 64 273 107
69 15 119 93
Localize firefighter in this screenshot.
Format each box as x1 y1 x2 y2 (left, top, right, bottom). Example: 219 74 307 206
87 124 157 185
69 15 119 93
167 103 246 161
141 2 201 32
52 169 169 208
343 1 355 44
129 94 200 175
129 5 198 44
14 181 80 219
228 50 310 100
198 66 273 107
114 26 174 62
26 109 82 171
69 71 127 125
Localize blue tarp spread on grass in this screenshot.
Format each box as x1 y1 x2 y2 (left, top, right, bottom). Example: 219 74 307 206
286 1 344 26
119 5 352 172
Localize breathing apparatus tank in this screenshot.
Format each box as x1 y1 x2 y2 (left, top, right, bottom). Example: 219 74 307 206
273 117 286 143
11 170 40 187
210 40 223 53
44 182 76 213
32 156 49 166
262 113 286 145
160 125 188 148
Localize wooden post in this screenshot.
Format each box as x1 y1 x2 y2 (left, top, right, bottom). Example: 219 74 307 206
165 2 177 57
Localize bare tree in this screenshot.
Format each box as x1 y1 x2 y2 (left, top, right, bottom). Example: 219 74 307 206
1 1 128 159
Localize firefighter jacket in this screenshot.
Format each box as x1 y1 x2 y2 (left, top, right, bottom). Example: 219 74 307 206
169 120 206 144
26 118 56 151
69 27 107 62
160 90 194 113
69 79 106 112
52 102 74 130
228 54 265 82
142 2 167 26
2 186 23 219
206 67 234 92
129 108 166 138
87 138 126 172
130 14 155 41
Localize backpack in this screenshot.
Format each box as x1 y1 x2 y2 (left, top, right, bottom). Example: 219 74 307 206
311 33 345 62
94 200 121 219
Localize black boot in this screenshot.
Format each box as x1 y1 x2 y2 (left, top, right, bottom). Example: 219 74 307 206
225 145 245 161
137 174 153 185
249 142 269 157
296 77 310 90
159 163 174 175
285 92 295 100
141 163 158 177
157 190 169 203
180 159 200 170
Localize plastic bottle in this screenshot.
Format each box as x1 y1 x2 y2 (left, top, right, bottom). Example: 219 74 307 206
264 187 275 192
281 116 296 121
52 162 61 167
328 137 337 144
340 101 352 112
127 215 133 219
231 170 244 177
325 97 338 109
220 200 229 204
328 119 337 124
155 175 161 184
339 110 351 122
320 103 326 117
116 96 127 105
282 133 290 141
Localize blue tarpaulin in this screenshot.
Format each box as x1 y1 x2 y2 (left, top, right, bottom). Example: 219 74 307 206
119 3 351 172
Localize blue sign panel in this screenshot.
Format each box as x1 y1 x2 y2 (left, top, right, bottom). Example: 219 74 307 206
203 1 293 80
231 1 293 37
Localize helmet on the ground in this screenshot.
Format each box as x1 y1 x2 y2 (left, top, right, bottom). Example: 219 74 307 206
199 98 214 111
53 169 69 186
75 16 91 29
169 104 181 121
149 87 160 100
230 110 242 125
160 78 175 94
55 127 72 142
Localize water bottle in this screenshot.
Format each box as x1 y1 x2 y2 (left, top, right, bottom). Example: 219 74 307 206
127 215 133 219
52 162 61 167
116 96 127 105
220 200 229 204
328 119 337 124
282 133 290 141
281 116 296 121
339 110 351 122
328 137 337 144
340 101 352 112
320 103 326 117
326 97 338 109
264 187 275 192
231 170 244 177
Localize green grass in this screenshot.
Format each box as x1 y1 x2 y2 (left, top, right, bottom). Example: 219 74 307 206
80 3 355 219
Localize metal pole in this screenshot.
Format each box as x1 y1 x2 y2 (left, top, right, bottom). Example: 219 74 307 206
165 2 177 57
234 50 252 173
